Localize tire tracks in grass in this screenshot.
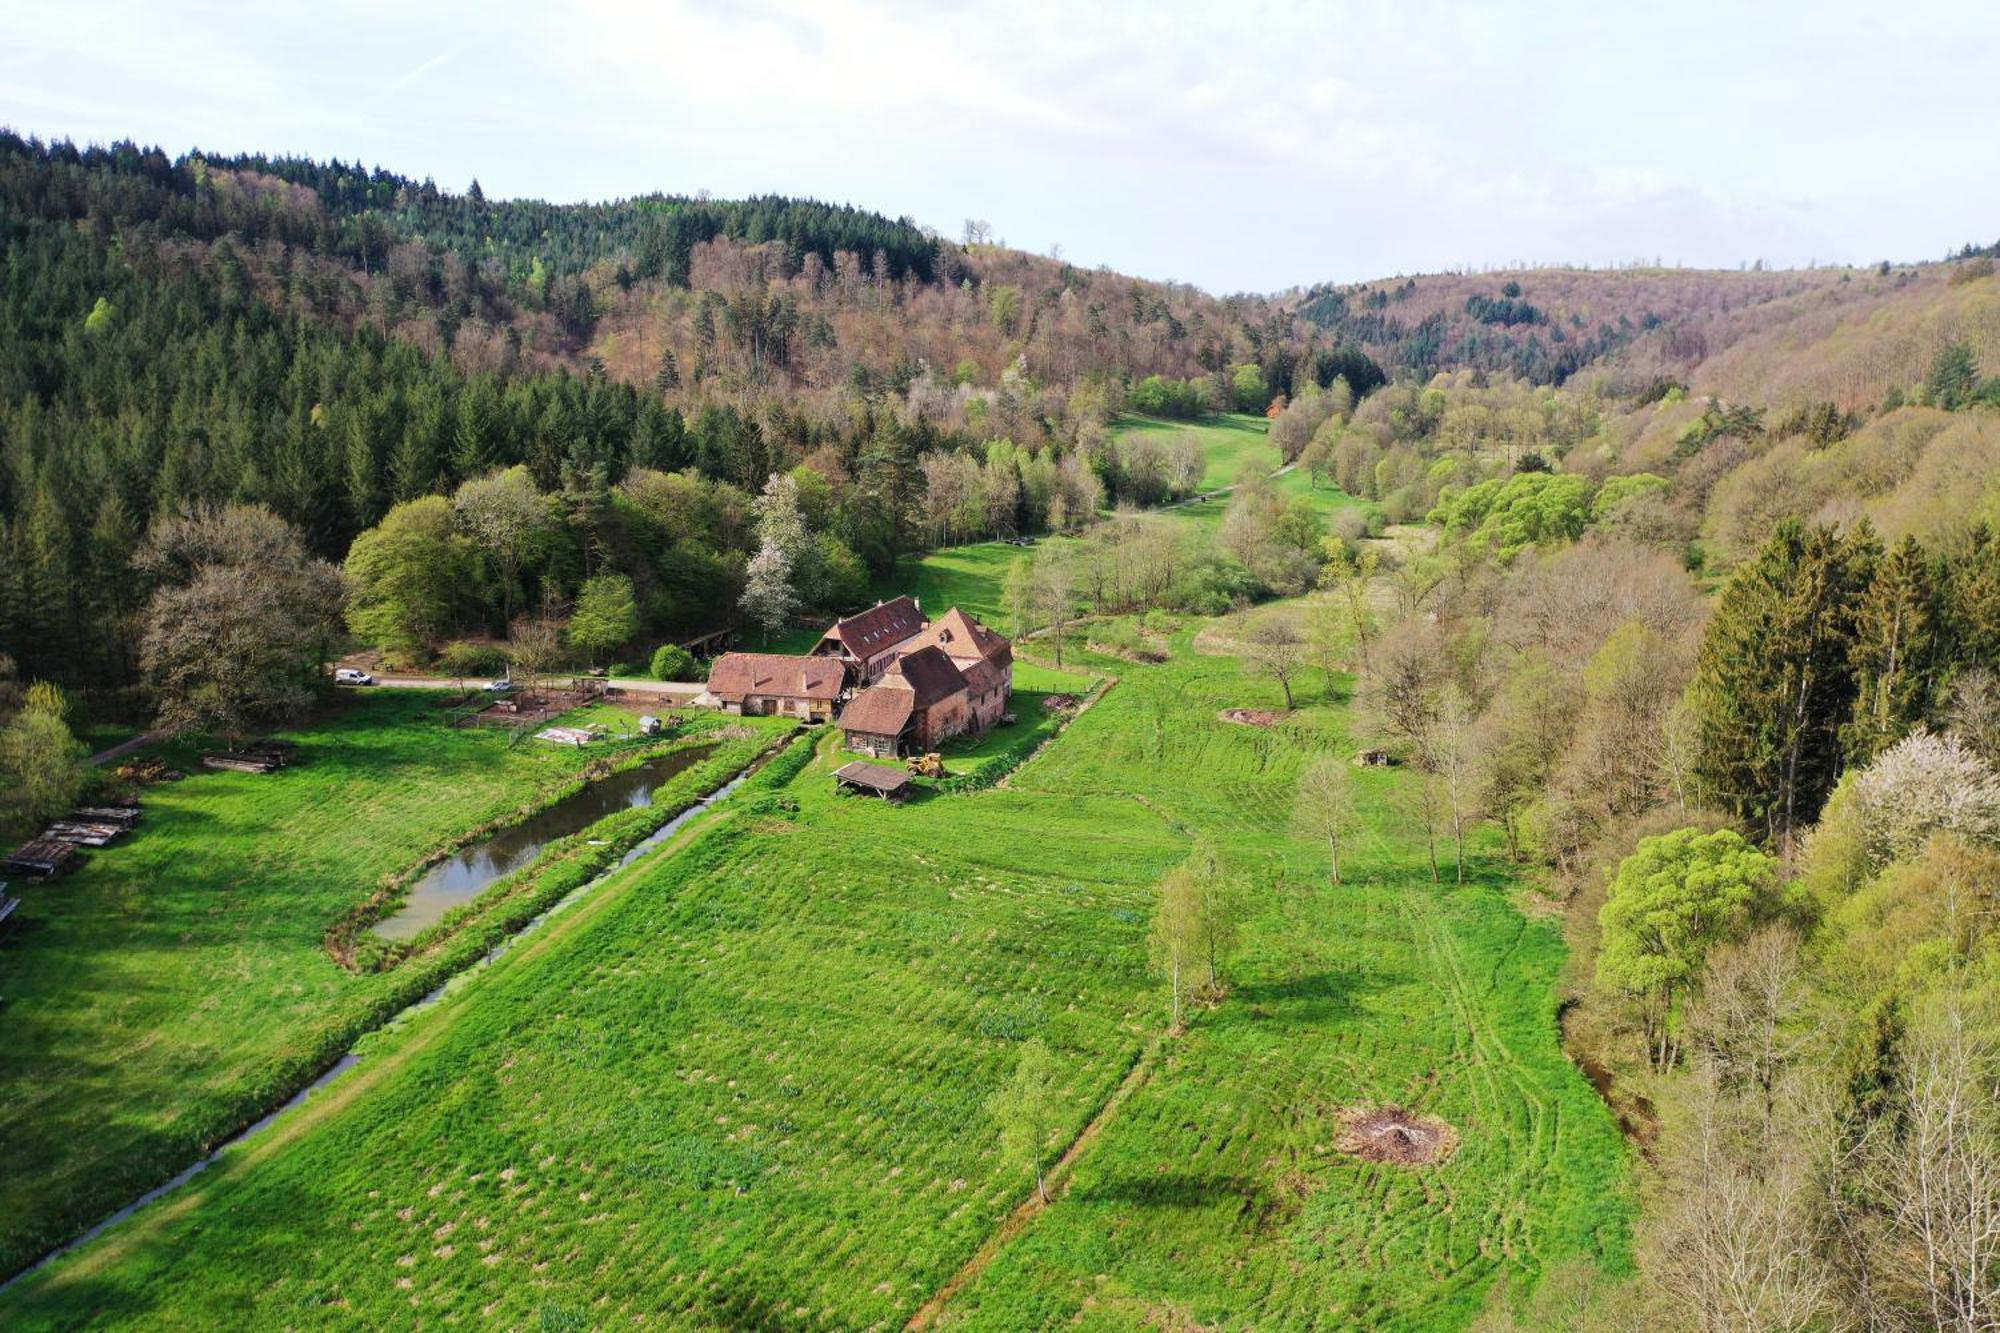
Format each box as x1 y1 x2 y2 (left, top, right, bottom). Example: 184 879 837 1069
0 773 760 1306
1394 891 1551 1268
904 1036 1164 1331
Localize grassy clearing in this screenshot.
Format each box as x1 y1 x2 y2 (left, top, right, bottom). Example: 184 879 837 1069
768 414 1277 651
0 693 774 1279
1112 412 1278 492
1 619 1631 1327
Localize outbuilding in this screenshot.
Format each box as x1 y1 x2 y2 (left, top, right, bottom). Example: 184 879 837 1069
832 760 913 802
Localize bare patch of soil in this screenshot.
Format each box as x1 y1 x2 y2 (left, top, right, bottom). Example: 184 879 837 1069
1336 1105 1458 1166
1219 708 1285 727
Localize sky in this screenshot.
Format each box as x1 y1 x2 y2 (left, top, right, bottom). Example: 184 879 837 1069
3 0 1996 293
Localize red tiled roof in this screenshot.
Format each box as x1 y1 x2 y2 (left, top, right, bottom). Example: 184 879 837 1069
891 645 968 706
705 653 844 703
960 657 1005 699
909 607 1011 668
839 686 914 736
823 596 925 655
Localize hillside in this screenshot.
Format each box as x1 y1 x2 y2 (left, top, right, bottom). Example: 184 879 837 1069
1294 259 2000 411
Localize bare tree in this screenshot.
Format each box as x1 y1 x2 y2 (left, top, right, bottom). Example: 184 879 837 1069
1887 994 2000 1333
1641 1068 1840 1333
1244 612 1307 710
1435 685 1476 883
1293 754 1358 885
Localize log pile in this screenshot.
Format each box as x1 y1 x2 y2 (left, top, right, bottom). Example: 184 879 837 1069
200 739 299 774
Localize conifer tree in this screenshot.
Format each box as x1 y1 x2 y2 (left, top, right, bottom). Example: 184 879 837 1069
1692 520 1878 847
1844 534 1939 762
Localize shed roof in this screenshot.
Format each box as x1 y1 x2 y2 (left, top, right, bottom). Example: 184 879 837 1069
891 645 969 706
705 653 844 702
839 686 914 736
834 760 913 794
823 596 925 655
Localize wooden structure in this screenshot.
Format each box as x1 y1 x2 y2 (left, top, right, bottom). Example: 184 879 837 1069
679 628 735 659
2 839 80 879
833 761 913 802
200 739 298 774
44 819 127 848
72 805 140 829
0 891 18 928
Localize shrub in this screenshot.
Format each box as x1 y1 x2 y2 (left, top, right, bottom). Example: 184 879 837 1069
650 643 700 682
437 640 508 680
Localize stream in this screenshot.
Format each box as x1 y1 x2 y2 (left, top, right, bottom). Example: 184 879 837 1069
372 744 717 940
0 741 780 1295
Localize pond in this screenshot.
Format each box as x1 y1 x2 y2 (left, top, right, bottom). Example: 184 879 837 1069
371 744 717 941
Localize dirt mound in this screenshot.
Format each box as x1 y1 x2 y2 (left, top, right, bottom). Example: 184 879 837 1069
1336 1105 1458 1166
1219 708 1285 727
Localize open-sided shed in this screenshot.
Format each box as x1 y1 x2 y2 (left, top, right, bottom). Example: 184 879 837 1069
832 760 913 802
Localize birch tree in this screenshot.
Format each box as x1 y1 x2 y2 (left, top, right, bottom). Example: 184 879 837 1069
988 1037 1061 1204
1294 754 1358 885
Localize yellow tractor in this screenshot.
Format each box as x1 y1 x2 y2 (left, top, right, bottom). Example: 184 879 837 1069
907 752 947 779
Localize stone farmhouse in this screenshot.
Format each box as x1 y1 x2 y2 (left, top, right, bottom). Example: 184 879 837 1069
702 598 1013 757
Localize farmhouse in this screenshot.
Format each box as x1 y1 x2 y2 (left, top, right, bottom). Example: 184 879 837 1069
905 606 1014 729
839 646 974 757
704 652 844 720
812 595 926 684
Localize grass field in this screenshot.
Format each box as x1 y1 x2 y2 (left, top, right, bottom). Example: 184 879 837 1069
0 617 1631 1327
1112 412 1279 493
0 694 780 1280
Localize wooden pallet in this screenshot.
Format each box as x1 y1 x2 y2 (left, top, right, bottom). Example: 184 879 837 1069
1 839 80 879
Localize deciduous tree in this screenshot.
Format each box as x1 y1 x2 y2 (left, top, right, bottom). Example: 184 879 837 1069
1293 754 1358 885
988 1037 1061 1204
568 574 639 665
1597 827 1778 1070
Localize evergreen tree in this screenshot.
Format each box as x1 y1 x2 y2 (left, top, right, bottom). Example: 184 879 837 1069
1843 534 1939 762
1925 339 1981 411
1693 520 1878 847
1940 523 2000 676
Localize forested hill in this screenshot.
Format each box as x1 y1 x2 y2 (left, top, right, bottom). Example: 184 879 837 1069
0 132 1366 693
1293 257 2000 395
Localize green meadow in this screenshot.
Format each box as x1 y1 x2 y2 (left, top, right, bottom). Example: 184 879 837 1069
0 620 1630 1329
0 411 1623 1328
1112 412 1279 492
0 695 782 1280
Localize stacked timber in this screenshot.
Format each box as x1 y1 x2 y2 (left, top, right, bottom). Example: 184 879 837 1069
72 805 140 829
200 739 298 774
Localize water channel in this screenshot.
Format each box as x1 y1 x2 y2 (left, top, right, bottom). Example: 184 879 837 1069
371 743 717 940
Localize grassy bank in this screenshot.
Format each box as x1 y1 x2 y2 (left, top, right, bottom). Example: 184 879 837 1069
0 693 774 1280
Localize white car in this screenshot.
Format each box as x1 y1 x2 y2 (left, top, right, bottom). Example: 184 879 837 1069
333 668 375 686
483 678 517 693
